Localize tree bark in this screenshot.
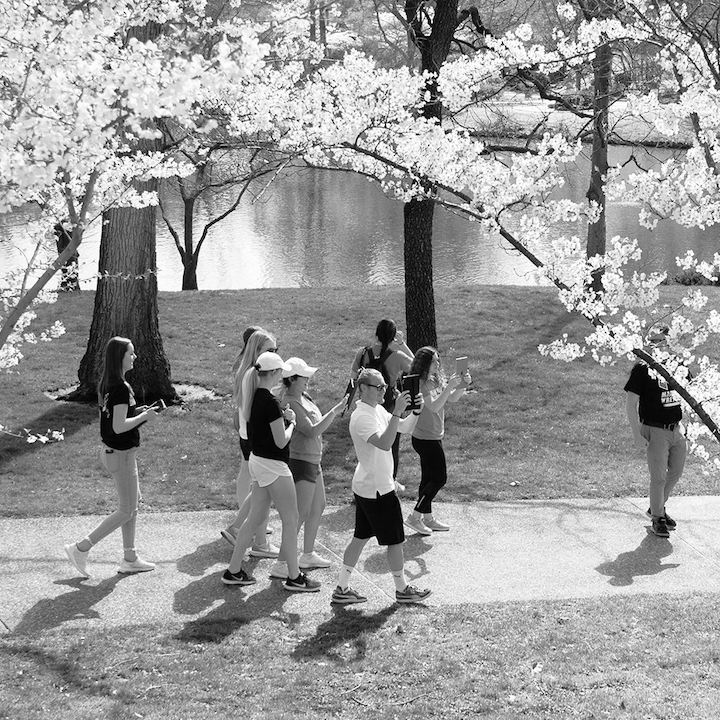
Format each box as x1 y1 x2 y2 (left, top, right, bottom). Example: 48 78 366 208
68 20 176 404
402 0 458 351
182 196 198 290
54 224 80 292
71 178 177 404
404 197 437 349
586 39 611 290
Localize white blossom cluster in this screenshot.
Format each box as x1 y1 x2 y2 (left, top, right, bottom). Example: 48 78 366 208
0 423 65 444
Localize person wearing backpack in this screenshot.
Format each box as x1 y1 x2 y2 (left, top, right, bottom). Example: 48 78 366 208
351 319 413 479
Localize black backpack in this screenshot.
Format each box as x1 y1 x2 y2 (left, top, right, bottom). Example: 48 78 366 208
360 346 396 410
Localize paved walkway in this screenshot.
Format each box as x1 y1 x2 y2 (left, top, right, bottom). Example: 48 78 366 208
2 496 720 636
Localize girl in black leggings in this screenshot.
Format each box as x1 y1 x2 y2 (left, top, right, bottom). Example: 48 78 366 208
404 347 469 536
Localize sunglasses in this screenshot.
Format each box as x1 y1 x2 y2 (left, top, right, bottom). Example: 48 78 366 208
364 383 387 391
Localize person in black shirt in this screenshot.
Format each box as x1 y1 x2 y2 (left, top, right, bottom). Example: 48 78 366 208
222 352 320 593
65 337 161 577
624 325 687 538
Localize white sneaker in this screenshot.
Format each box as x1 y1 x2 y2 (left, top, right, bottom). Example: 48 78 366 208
269 560 288 579
65 543 90 578
248 542 280 559
299 551 332 569
118 557 156 574
404 513 432 536
423 516 450 532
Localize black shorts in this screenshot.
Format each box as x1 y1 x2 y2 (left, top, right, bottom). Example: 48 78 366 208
353 490 405 546
239 437 251 462
288 458 322 484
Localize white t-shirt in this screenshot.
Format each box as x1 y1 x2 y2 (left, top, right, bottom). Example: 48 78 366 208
349 401 395 499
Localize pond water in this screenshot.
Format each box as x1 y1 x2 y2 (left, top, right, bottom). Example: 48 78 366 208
0 145 715 290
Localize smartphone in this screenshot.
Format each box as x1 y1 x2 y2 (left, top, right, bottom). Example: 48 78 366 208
402 374 421 410
152 399 167 412
341 379 356 417
455 356 468 376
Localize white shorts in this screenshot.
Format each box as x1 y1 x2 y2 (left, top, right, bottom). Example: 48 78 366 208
249 453 292 488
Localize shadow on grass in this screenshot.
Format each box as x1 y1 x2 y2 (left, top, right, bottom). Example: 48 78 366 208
291 604 399 662
173 568 300 644
595 530 678 586
11 574 131 636
0 400 96 468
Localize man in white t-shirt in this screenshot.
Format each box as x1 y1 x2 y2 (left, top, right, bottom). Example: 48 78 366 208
331 369 432 605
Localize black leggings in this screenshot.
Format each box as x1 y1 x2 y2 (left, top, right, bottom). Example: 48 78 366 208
411 437 447 514
391 432 400 479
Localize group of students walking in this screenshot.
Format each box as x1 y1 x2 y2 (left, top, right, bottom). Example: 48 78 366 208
64 319 472 605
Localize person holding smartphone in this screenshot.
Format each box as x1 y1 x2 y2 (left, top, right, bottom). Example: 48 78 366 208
405 347 470 535
332 368 429 605
64 337 162 577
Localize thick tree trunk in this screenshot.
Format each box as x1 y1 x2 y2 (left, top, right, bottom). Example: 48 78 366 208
71 178 177 404
66 20 175 403
404 197 437 349
402 0 458 351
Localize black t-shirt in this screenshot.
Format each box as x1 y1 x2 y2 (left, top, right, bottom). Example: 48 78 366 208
624 363 682 425
248 388 287 461
100 382 141 450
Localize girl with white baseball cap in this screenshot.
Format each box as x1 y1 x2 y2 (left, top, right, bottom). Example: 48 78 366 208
222 352 320 593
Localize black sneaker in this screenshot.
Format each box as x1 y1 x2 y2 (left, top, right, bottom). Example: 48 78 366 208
651 517 670 538
222 568 256 586
646 508 677 530
284 572 321 593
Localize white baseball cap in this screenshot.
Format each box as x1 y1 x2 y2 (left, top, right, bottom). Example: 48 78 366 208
255 351 292 372
282 357 318 378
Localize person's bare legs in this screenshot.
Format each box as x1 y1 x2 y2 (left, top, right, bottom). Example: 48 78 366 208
76 448 139 562
296 478 326 554
228 458 270 546
227 484 272 573
266 475 300 578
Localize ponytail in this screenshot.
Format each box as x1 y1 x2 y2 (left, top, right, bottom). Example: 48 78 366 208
241 366 260 423
375 318 397 356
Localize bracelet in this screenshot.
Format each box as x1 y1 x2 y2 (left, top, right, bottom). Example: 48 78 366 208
412 411 422 416
392 414 401 418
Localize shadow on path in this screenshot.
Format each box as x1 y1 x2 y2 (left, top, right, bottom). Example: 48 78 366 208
595 531 678 587
175 538 229 578
361 535 433 586
173 568 299 644
11 574 131 635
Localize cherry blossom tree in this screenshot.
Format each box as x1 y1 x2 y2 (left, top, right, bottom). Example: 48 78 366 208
252 2 720 469
0 0 266 399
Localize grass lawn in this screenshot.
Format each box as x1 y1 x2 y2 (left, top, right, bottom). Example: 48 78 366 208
3 284 720 518
2 593 720 719
3 284 720 719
